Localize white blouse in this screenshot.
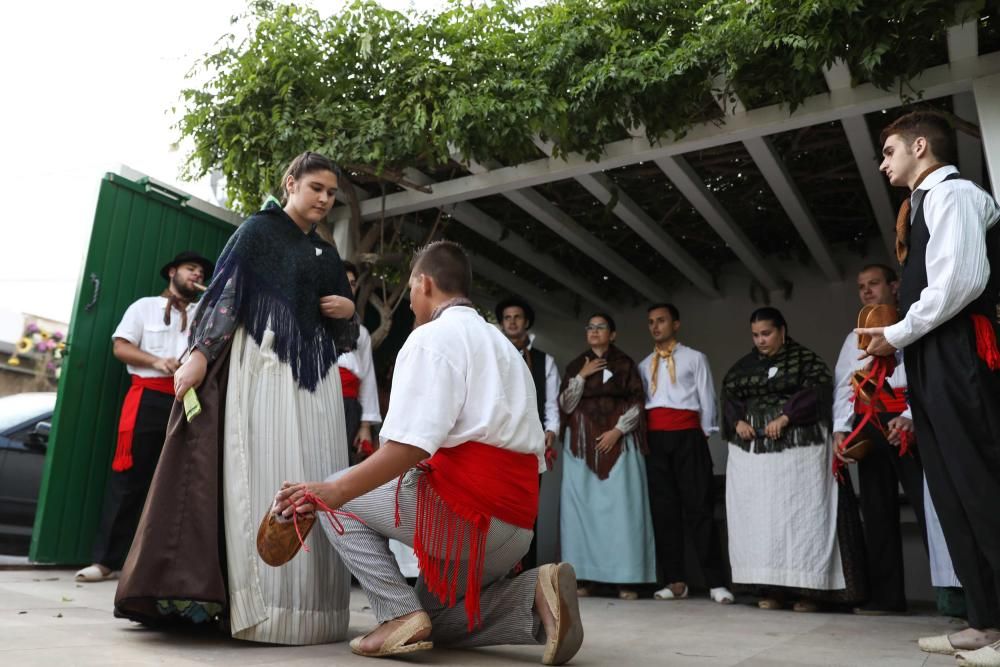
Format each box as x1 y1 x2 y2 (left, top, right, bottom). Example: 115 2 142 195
638 343 719 436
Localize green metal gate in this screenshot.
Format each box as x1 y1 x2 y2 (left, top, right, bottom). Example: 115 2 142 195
30 171 237 563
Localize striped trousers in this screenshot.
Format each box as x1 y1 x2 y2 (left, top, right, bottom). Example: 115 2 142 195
320 467 546 648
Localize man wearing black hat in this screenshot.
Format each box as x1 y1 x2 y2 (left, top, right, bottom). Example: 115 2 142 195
496 296 560 569
76 250 213 582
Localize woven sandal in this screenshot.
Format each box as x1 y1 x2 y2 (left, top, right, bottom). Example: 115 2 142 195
757 598 783 610
349 612 433 657
958 641 1000 667
918 634 961 655
539 563 584 666
256 509 315 567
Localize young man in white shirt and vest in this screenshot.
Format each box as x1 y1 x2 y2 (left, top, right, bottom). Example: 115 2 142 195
639 304 733 604
859 110 1000 662
338 261 382 464
274 241 583 664
832 264 927 615
495 295 560 569
75 251 213 582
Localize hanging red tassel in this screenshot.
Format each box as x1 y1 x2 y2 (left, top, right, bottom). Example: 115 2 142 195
833 356 896 480
971 313 1000 371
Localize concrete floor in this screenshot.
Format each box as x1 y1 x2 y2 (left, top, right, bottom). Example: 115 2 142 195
0 567 965 666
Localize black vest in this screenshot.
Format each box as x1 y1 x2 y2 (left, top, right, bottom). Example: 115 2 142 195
899 173 1000 329
528 347 547 426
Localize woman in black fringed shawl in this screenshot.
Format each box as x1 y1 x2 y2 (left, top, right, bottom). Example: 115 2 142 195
558 313 656 600
721 307 866 612
115 152 359 644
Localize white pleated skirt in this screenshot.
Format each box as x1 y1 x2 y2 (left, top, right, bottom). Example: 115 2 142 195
223 327 351 644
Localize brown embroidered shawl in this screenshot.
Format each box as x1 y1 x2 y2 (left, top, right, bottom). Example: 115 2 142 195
559 344 647 479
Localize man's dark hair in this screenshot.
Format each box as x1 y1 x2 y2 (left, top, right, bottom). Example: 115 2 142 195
589 312 617 333
879 111 957 165
343 260 358 278
647 303 680 321
860 263 898 284
411 241 472 296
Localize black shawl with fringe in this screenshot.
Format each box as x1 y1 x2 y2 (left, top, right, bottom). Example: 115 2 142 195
191 202 357 392
720 337 832 453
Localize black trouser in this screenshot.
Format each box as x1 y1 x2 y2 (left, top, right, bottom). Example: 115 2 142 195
855 412 927 611
905 315 1000 629
92 390 171 570
645 428 726 588
343 396 364 466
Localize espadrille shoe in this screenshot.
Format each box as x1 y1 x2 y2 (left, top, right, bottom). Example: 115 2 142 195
918 634 960 655
654 584 688 600
539 563 584 666
957 641 1000 667
349 612 433 657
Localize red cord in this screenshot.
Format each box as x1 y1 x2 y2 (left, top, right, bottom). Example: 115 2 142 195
289 492 367 555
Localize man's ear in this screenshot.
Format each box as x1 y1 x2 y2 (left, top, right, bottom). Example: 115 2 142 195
672 320 681 334
418 273 434 297
913 136 929 159
890 280 900 297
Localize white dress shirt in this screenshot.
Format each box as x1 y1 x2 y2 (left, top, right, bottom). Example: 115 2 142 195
380 306 546 472
111 296 196 378
524 333 561 434
885 166 1000 350
638 342 719 436
832 331 911 433
336 325 382 424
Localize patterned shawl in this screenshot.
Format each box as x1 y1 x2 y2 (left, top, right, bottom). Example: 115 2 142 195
720 337 832 453
559 344 647 479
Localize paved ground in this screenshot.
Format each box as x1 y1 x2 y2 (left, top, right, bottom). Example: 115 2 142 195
0 567 966 666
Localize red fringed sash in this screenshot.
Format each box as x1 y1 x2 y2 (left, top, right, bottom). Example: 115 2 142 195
647 407 700 432
398 441 538 631
114 375 175 472
338 367 361 399
971 313 1000 371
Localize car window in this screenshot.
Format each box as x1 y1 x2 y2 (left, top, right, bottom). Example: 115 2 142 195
6 421 46 446
0 393 57 432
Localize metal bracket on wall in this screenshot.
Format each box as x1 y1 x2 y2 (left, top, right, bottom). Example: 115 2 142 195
136 177 192 206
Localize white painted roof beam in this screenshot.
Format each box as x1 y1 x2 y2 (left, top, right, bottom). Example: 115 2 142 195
823 60 897 260
329 52 1000 225
948 17 984 186
532 138 720 298
463 159 671 303
742 136 840 281
654 156 783 292
400 168 614 312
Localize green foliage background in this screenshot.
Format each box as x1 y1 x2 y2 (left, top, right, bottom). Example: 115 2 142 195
177 0 993 215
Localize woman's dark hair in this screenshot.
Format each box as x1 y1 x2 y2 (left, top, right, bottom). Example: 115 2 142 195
749 307 787 332
280 151 342 204
342 260 358 278
589 312 617 333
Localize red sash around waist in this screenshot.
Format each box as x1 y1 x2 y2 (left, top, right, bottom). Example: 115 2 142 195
853 386 907 414
338 367 360 399
401 441 538 630
647 407 701 432
113 375 174 472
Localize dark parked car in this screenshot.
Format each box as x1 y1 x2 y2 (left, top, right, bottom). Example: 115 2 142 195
0 392 56 555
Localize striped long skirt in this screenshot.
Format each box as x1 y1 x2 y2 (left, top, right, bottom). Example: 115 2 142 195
223 327 351 644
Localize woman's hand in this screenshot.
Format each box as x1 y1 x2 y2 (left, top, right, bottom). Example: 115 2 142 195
320 294 356 320
765 414 791 440
174 350 208 401
577 356 607 380
595 428 622 453
735 420 756 441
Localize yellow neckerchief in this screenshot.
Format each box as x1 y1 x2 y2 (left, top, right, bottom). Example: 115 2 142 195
649 339 678 394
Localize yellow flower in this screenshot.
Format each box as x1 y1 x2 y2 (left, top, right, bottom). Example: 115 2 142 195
7 356 20 366
40 330 50 340
15 337 33 354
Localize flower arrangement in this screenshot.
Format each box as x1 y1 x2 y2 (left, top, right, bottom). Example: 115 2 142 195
6 320 67 383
